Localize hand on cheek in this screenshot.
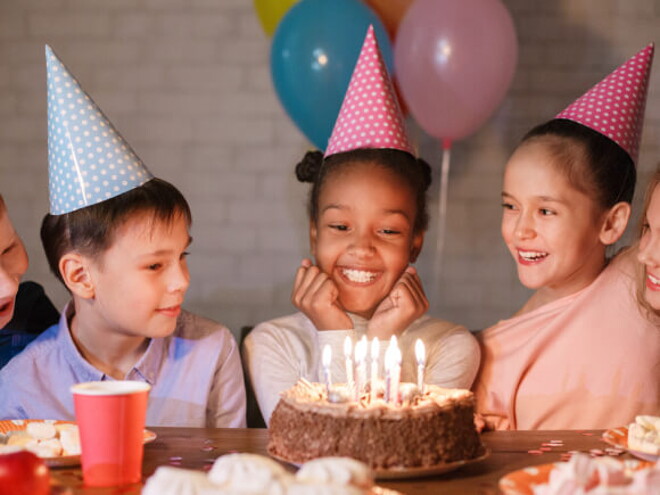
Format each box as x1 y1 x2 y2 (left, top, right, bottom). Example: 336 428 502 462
291 258 353 330
367 266 429 339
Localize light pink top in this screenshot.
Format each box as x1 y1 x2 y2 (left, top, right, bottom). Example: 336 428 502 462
473 249 660 430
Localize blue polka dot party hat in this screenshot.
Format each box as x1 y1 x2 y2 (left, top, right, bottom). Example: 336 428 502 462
45 45 153 215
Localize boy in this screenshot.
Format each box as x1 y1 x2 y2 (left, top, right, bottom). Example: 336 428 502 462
0 46 246 427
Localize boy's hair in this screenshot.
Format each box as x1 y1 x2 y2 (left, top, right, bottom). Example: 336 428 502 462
521 119 636 210
41 178 192 286
636 166 660 320
295 149 432 234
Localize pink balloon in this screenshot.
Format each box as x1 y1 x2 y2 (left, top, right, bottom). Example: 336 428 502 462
394 0 517 144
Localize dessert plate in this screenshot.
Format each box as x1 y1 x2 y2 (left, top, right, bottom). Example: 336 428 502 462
499 459 654 495
602 425 660 462
0 419 157 467
269 447 490 480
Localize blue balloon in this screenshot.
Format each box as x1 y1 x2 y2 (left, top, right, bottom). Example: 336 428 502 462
270 0 393 151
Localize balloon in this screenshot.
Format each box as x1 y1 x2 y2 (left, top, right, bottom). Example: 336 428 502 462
362 0 414 39
270 0 393 150
394 0 517 144
253 0 298 37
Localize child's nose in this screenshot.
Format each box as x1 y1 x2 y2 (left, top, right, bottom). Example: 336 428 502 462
515 213 536 240
0 265 19 298
169 263 190 293
349 231 375 255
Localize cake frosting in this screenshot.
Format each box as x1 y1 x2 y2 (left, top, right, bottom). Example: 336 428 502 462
268 380 485 469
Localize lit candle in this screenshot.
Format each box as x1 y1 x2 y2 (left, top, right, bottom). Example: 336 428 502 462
370 338 379 402
344 336 354 396
415 339 426 393
391 345 402 406
354 337 367 401
322 344 332 396
384 343 393 403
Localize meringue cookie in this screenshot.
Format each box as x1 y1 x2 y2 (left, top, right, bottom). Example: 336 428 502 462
142 466 218 495
295 457 373 489
208 453 289 494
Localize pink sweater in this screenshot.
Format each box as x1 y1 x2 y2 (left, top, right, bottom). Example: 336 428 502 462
473 249 660 430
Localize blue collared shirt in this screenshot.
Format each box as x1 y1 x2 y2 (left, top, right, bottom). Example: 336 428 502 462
0 304 246 427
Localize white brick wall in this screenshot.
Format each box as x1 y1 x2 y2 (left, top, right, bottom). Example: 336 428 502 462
0 0 658 336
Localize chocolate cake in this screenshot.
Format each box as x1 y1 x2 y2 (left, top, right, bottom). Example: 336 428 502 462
268 380 485 470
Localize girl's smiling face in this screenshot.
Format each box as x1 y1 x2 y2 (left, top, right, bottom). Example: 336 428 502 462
0 203 29 328
310 161 423 319
501 141 610 299
638 183 660 311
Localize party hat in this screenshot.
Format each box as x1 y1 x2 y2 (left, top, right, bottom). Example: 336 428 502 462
555 43 654 163
46 45 153 215
324 25 413 157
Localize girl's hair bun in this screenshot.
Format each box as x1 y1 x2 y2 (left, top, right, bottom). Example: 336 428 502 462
417 157 432 192
295 150 324 183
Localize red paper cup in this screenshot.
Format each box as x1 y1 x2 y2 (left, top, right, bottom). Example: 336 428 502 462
71 381 150 487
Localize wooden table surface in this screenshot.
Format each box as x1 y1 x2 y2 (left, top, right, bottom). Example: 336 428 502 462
49 427 630 495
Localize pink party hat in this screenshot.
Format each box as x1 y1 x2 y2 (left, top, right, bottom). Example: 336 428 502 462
556 43 654 163
324 25 413 157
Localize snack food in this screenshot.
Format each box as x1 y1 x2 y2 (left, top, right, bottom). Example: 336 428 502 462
0 421 80 458
142 454 400 495
627 415 660 455
268 379 485 469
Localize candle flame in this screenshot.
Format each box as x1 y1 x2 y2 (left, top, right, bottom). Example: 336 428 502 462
322 344 332 368
415 339 426 365
344 336 352 358
355 338 367 363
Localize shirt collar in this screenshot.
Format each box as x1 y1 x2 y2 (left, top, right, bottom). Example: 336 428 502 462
60 301 168 385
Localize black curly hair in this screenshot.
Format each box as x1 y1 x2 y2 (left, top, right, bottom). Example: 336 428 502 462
295 148 432 234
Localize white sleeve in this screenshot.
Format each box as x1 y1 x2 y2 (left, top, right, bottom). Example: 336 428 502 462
425 325 481 390
207 328 247 428
243 322 306 425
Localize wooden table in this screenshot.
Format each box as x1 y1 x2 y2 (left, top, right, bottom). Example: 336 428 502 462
50 428 629 494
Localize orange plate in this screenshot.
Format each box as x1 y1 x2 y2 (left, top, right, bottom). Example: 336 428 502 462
0 419 157 468
499 459 655 495
602 425 660 462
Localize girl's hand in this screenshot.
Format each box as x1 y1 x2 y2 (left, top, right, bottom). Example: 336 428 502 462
367 266 428 339
291 259 353 331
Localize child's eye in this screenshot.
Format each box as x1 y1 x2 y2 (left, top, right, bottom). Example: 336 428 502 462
329 224 348 231
380 229 401 235
147 263 162 271
501 202 516 211
180 251 190 260
641 222 650 233
539 208 555 216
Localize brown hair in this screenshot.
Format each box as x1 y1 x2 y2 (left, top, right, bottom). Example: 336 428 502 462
636 165 660 319
40 178 191 286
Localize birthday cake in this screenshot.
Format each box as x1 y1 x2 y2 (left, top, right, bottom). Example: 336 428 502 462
268 379 485 470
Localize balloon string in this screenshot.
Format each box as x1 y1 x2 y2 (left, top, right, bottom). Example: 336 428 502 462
435 144 451 289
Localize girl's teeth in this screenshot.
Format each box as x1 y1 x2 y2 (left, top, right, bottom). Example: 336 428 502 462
519 250 548 261
649 273 660 285
343 269 377 283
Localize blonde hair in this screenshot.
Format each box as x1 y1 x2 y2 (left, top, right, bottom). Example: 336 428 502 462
636 165 660 319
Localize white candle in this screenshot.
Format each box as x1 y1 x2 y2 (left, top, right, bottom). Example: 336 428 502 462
384 343 393 403
391 345 402 406
322 344 332 396
415 339 426 393
354 337 367 401
344 336 354 395
370 338 379 402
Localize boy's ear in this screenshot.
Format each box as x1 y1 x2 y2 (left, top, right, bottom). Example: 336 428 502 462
309 220 318 258
410 231 425 263
59 252 95 299
599 202 631 246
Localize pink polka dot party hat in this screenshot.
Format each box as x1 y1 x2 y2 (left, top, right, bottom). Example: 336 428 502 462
45 45 153 215
324 25 413 158
556 43 654 164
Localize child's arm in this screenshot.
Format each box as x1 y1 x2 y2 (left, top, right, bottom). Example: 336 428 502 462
426 326 481 389
243 321 309 425
367 266 429 339
291 259 352 331
207 329 247 428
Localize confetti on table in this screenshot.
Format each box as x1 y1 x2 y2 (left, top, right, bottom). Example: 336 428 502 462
201 446 215 452
169 456 183 461
528 449 544 455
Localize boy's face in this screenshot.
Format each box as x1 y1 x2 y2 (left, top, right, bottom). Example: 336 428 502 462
85 210 191 339
310 162 423 319
0 205 29 329
500 142 607 297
